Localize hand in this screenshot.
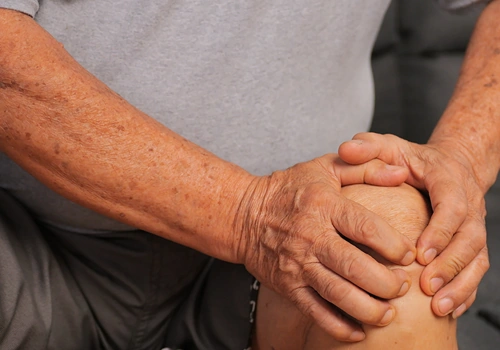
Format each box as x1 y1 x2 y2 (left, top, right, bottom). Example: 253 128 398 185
234 154 416 342
339 132 490 319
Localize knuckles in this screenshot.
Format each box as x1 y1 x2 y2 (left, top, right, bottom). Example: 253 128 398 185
356 215 380 243
472 225 487 250
450 199 469 221
322 279 352 307
443 254 469 278
477 248 490 273
339 253 367 281
291 182 339 211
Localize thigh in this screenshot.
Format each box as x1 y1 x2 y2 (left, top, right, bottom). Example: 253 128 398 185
164 259 257 350
43 221 210 350
0 188 211 350
0 189 99 350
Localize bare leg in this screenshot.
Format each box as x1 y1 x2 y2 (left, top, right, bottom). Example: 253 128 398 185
253 184 458 350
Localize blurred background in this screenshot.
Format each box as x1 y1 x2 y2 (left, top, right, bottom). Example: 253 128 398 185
370 1 500 348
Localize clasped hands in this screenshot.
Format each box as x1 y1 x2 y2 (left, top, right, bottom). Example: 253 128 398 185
233 132 489 342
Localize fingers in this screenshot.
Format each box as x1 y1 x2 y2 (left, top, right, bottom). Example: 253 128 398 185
301 261 399 328
415 171 471 265
333 157 409 187
338 132 406 166
416 180 486 266
336 133 489 322
416 204 467 266
314 235 411 300
289 287 365 342
331 196 416 266
420 217 486 297
453 289 477 319
428 247 489 317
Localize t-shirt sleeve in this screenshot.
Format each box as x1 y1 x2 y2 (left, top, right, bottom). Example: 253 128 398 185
0 0 39 17
435 0 492 12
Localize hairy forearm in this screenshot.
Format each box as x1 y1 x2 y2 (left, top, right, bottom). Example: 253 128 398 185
0 10 254 262
429 0 500 192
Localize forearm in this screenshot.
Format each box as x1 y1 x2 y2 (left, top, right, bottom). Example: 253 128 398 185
429 0 500 192
0 10 254 262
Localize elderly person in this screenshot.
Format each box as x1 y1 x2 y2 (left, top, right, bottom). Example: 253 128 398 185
0 0 495 348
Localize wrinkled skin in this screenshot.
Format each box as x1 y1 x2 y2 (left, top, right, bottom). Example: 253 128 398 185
339 133 490 319
234 153 417 341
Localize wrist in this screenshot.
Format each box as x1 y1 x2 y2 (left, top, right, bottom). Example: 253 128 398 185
230 166 293 267
230 174 271 265
428 134 497 194
191 167 259 264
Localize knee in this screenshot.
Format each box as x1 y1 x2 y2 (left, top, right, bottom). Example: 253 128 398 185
341 183 431 245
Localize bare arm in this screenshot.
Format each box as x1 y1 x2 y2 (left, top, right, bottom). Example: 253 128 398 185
0 9 253 262
338 0 499 317
429 0 500 193
429 0 500 191
0 9 417 340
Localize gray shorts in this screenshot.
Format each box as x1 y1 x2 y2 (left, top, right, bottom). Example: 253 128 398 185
0 189 257 350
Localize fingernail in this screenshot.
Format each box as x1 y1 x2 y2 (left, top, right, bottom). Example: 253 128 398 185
349 330 365 341
350 139 363 145
438 298 454 315
398 281 410 297
402 251 415 265
381 308 394 325
430 277 444 294
424 248 437 264
452 303 467 319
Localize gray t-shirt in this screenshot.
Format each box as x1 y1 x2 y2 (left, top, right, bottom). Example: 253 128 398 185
0 0 488 233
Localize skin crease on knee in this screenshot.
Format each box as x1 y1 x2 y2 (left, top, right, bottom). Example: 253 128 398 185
253 184 458 350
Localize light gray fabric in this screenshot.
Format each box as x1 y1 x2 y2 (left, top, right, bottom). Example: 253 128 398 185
0 0 390 233
0 1 493 348
0 0 37 16
0 0 491 17
0 0 491 233
0 190 99 349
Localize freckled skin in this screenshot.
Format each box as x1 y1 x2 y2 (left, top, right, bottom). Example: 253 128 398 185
2 1 500 344
254 184 458 350
0 9 254 262
0 11 421 342
429 1 500 193
329 3 500 325
483 77 497 87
